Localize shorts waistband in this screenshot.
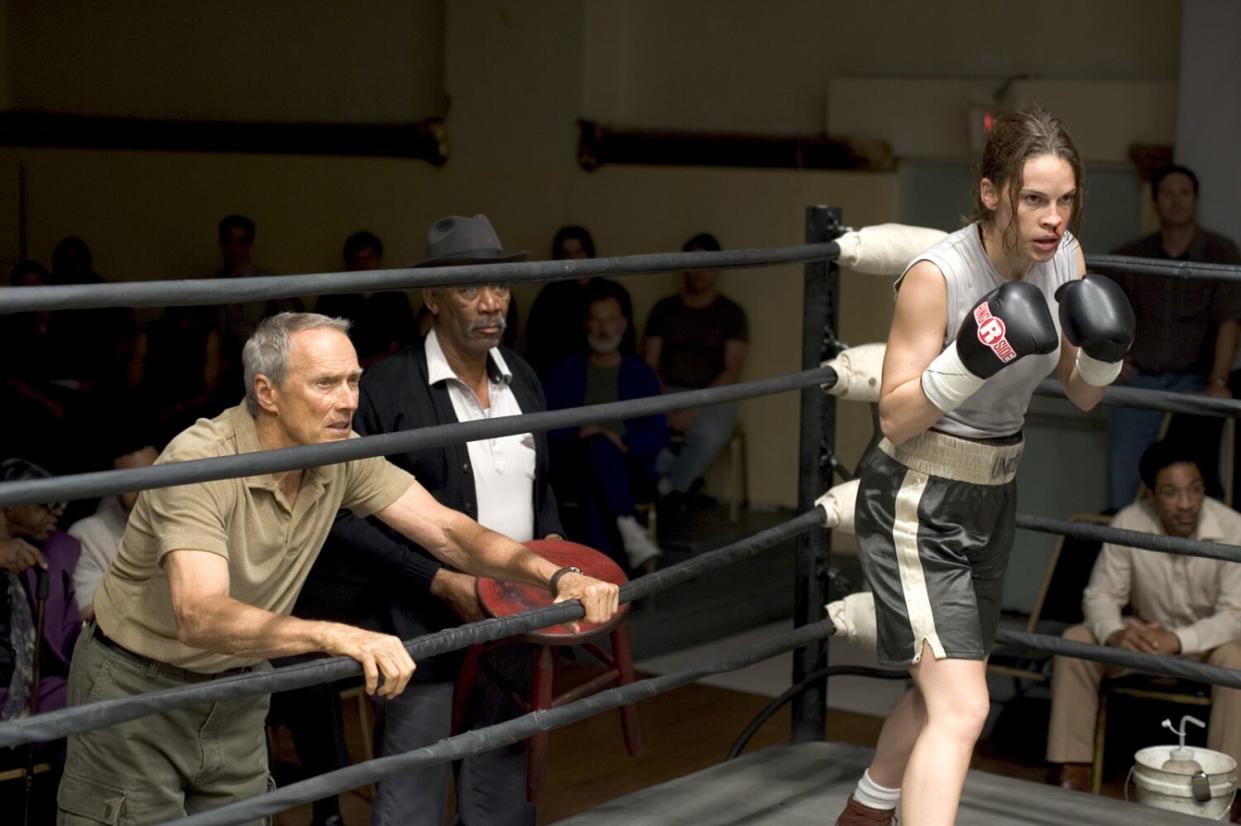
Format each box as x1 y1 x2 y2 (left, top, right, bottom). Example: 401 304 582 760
878 429 1022 485
91 624 254 683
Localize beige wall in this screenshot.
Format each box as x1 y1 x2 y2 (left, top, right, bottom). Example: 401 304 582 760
1 0 1182 506
582 0 1181 133
8 1 445 121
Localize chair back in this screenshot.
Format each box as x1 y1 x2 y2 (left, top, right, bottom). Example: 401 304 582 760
1027 513 1112 634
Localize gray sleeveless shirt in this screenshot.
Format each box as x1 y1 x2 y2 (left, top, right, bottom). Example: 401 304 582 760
896 222 1079 440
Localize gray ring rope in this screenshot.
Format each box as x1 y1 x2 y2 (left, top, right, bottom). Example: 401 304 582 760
0 244 840 314
996 629 1241 690
0 367 836 508
0 510 824 749
1017 514 1241 565
1085 254 1241 284
168 619 838 826
1035 379 1241 417
4 371 1239 510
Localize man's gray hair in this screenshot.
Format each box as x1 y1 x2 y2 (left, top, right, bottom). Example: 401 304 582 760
242 312 351 415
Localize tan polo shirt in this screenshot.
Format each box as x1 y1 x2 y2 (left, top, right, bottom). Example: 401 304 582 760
94 405 414 673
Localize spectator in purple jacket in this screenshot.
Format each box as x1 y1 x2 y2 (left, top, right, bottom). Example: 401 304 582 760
0 458 83 722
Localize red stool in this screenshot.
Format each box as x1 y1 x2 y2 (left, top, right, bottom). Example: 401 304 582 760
450 539 641 803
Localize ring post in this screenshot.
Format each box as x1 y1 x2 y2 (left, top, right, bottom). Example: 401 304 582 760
792 205 840 742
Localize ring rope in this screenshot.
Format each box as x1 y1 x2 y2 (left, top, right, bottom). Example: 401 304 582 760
1085 254 1241 284
0 367 836 508
1035 378 1241 417
996 629 1241 690
1016 514 1241 565
0 510 824 749
0 244 841 314
4 370 1237 510
169 619 838 826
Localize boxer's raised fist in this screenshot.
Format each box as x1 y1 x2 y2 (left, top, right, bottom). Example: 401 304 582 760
1056 274 1135 386
922 281 1057 412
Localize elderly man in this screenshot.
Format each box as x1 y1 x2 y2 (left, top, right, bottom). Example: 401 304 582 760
545 280 667 571
314 214 561 826
1047 440 1241 792
56 312 618 825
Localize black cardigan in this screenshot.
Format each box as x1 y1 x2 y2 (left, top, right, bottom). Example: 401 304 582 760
301 339 562 673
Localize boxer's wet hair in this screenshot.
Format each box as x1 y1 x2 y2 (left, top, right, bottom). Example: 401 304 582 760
971 106 1083 252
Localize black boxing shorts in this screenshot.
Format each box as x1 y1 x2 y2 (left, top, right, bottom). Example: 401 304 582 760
854 428 1021 668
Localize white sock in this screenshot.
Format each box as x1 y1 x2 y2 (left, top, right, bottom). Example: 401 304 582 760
656 476 672 497
853 769 900 811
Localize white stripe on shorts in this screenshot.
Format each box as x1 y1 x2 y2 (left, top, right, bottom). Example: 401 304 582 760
893 468 945 663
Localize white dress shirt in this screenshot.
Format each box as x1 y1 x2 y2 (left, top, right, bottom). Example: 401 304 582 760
1084 497 1241 655
424 329 536 542
67 496 129 613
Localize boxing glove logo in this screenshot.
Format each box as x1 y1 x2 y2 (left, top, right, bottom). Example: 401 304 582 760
973 302 1016 363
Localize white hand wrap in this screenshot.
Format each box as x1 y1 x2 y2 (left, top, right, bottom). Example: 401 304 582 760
1074 349 1123 387
835 224 950 276
920 345 985 413
815 479 860 533
822 343 886 403
825 591 877 649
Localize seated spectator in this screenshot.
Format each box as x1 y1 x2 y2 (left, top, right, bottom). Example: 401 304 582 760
642 232 748 508
67 435 159 620
525 225 635 377
131 306 222 443
48 237 138 397
0 458 83 821
316 230 417 367
1107 165 1241 511
0 262 73 469
0 459 82 720
213 214 304 401
545 282 667 570
1046 440 1241 791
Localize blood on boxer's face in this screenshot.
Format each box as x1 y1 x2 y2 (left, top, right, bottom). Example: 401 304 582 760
982 153 1078 265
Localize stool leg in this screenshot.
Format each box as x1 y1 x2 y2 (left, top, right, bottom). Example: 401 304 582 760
527 645 556 803
612 624 642 756
1092 691 1107 795
453 646 484 736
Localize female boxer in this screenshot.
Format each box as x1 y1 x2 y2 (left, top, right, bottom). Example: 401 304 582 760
835 108 1134 826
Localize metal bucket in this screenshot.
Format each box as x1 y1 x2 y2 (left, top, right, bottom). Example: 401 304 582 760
1130 745 1237 821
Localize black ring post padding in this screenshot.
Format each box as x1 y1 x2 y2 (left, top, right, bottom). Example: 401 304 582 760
0 510 824 749
0 367 835 508
0 243 840 314
1085 254 1241 285
1035 378 1241 418
996 629 1241 690
1016 514 1241 565
168 619 839 826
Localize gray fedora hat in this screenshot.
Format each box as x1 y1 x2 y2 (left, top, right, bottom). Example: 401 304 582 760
415 214 528 267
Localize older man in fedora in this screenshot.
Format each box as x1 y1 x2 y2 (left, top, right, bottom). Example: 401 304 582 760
313 214 560 825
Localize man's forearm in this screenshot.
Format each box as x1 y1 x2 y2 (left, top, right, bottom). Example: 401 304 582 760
176 593 338 660
448 520 559 590
1210 319 1240 385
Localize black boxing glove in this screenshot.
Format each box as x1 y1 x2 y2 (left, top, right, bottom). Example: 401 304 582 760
1055 274 1135 387
921 280 1058 412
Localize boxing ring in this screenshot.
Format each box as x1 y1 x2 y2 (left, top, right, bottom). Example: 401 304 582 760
3 212 1241 825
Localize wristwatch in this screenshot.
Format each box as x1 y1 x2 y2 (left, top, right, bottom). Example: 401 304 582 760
549 566 583 598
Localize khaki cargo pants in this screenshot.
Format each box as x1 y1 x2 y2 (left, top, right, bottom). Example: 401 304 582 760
57 624 273 825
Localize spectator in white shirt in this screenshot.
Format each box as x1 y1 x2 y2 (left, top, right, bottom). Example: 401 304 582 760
67 437 158 618
1047 439 1241 791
